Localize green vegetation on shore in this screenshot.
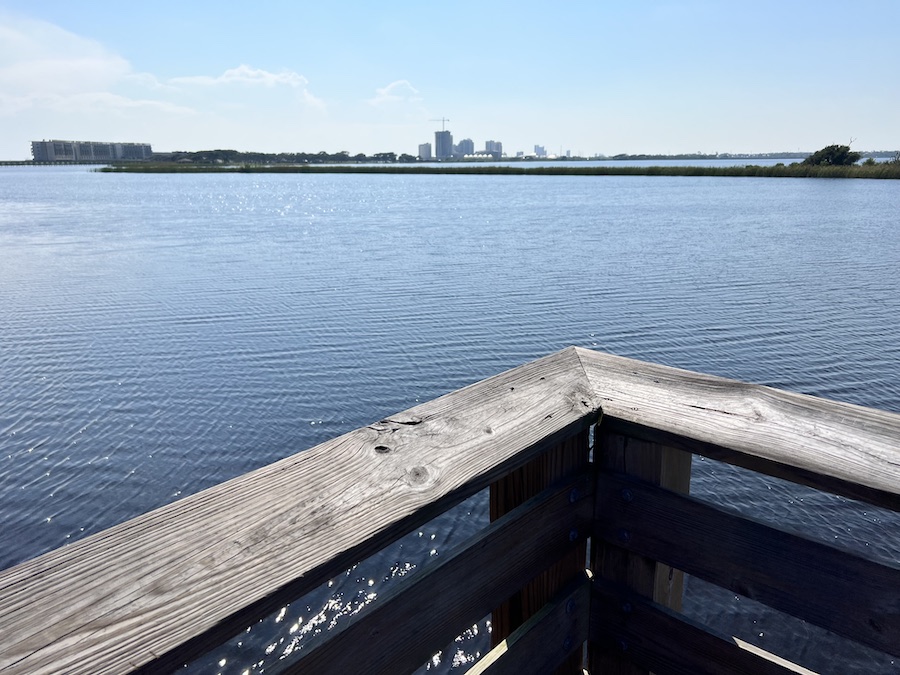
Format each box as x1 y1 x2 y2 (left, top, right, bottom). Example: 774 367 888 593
801 144 862 166
100 161 900 179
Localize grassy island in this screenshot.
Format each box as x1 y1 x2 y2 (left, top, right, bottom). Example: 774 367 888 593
99 162 900 179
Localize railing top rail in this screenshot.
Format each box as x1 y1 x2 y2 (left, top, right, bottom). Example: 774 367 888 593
0 347 598 675
575 347 900 508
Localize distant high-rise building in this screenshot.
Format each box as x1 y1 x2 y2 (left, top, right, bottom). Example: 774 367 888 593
418 143 432 160
485 140 503 158
435 130 453 159
456 138 474 157
31 139 152 162
534 145 547 158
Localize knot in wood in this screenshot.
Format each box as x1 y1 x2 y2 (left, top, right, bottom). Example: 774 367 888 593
408 465 429 485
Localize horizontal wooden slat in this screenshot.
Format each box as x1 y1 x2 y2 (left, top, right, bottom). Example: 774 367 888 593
0 347 601 674
592 577 814 675
283 472 593 674
604 417 898 510
468 575 591 675
594 472 900 657
575 347 900 510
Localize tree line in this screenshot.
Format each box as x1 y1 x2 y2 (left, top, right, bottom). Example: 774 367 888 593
148 149 418 164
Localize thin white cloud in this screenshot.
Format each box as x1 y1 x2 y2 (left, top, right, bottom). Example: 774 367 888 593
0 14 136 116
0 56 130 94
0 91 195 117
368 80 421 107
169 64 325 109
0 12 328 153
170 64 308 88
65 92 196 115
0 15 130 95
0 13 108 61
0 14 325 117
300 88 327 111
124 71 179 92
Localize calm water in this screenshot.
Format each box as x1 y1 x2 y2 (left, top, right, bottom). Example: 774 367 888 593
1 166 898 673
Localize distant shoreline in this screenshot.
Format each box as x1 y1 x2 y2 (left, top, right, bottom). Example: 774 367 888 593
95 163 900 179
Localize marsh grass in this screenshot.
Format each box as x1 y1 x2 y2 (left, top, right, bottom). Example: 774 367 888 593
99 162 900 179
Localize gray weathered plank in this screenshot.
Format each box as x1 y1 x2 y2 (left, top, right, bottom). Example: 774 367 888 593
285 472 592 674
490 427 590 669
589 429 693 674
592 577 815 675
0 347 600 674
575 347 900 509
594 472 900 657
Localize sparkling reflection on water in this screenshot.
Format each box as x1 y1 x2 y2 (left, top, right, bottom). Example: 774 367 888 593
1 166 898 673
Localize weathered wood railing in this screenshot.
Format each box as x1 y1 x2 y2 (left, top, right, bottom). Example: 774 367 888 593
1 347 898 673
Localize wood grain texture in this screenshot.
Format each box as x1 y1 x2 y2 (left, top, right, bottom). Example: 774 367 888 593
0 347 600 675
468 575 591 675
1 346 897 674
595 472 900 657
490 428 590 671
575 347 900 509
592 577 814 675
589 430 693 674
284 472 592 674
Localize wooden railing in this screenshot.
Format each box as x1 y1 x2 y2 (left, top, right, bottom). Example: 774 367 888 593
1 347 898 674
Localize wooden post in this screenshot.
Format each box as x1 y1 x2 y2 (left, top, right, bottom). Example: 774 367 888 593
589 424 693 674
490 428 591 673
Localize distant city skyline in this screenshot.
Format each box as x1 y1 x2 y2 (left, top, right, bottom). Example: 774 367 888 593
422 129 504 160
1 2 898 160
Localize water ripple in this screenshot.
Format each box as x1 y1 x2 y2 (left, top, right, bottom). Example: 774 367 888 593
1 169 898 672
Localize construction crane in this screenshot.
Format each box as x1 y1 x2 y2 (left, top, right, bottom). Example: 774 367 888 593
429 117 450 131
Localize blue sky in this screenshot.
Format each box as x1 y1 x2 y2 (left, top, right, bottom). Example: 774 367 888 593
1 1 897 159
